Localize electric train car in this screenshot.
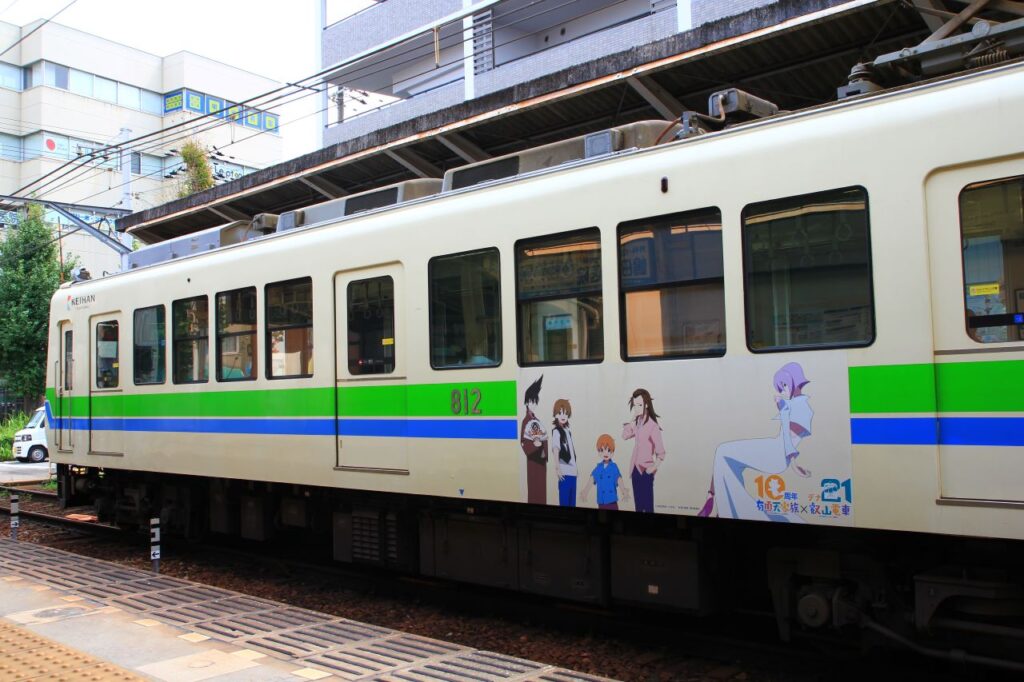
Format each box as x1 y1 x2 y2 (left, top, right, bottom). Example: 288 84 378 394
45 61 1024 664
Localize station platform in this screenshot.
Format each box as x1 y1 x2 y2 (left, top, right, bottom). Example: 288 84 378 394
0 537 606 681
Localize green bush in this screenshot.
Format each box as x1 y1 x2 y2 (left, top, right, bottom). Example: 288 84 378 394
0 410 30 462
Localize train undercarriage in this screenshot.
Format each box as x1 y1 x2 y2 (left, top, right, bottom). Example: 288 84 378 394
58 463 1024 672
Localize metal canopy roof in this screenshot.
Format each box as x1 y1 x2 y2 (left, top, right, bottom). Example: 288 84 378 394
118 0 932 243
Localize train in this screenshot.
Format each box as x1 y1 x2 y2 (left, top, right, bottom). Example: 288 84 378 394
46 59 1024 668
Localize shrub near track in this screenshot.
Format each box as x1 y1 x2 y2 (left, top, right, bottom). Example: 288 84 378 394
0 410 30 462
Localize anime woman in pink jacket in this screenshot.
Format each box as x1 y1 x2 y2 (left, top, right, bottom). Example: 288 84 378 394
622 388 665 513
697 362 813 521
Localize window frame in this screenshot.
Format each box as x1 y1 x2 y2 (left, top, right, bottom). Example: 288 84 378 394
264 276 314 380
741 185 876 354
171 295 210 384
957 174 1024 344
215 287 258 383
514 226 605 368
428 247 502 370
133 304 165 386
94 320 120 389
346 275 396 376
616 207 727 362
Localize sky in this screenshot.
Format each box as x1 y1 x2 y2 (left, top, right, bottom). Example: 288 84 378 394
0 0 376 158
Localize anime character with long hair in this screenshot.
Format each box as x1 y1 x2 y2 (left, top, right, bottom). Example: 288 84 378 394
622 388 665 513
550 398 578 507
520 376 548 504
697 362 813 521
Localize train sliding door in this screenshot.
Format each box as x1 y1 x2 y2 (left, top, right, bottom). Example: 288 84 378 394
333 264 408 473
57 322 73 452
926 162 1024 503
89 313 124 455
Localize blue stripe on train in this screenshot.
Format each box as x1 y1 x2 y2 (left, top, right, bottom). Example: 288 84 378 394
48 417 518 440
850 417 1024 447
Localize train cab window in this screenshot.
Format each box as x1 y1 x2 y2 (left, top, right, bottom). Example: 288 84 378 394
266 277 313 378
348 276 394 375
743 187 874 351
516 228 603 365
429 249 501 369
618 208 725 359
216 287 257 381
133 305 165 385
172 296 209 383
959 176 1024 343
95 321 119 388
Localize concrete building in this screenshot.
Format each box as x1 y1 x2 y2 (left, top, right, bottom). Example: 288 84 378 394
320 0 774 147
0 18 285 276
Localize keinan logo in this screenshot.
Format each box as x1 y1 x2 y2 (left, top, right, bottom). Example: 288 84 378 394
66 294 96 310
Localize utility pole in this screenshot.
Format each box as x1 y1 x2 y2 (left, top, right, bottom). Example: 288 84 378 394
119 127 132 212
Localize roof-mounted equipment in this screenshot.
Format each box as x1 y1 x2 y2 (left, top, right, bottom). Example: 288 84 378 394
442 120 680 191
277 178 442 232
125 214 278 270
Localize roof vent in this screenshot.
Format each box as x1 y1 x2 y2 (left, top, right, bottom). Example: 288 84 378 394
125 215 276 270
278 178 442 232
442 120 677 192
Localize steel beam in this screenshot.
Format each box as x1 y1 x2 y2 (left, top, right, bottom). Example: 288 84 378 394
385 148 442 178
627 75 684 121
438 133 490 163
208 204 250 222
299 175 347 199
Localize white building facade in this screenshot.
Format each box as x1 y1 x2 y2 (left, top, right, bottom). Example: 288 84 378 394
0 19 285 276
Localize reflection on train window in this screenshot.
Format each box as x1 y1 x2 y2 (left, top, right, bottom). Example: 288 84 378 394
516 228 603 365
95 321 119 388
743 187 874 351
63 329 73 390
959 176 1024 343
618 208 725 359
429 249 500 369
172 296 209 384
133 306 165 385
348 276 394 375
216 287 257 381
266 277 313 378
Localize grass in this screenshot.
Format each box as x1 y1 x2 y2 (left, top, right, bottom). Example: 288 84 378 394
41 479 57 491
0 410 31 462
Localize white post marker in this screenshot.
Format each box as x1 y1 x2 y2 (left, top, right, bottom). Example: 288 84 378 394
10 493 19 541
150 517 160 574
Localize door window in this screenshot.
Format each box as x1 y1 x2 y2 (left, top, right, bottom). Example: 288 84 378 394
959 175 1024 343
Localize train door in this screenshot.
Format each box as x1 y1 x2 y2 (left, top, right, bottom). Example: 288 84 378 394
57 322 73 451
926 162 1024 502
89 313 124 455
333 264 408 473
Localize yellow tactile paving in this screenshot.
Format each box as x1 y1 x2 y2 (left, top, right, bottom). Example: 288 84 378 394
0 621 142 681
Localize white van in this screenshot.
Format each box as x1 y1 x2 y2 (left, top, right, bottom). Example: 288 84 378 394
12 407 48 463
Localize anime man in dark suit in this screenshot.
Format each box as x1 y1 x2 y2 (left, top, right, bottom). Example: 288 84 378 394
520 376 548 504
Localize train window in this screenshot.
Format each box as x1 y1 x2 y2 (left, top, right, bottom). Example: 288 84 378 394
172 296 209 384
429 249 501 369
742 187 874 351
348 276 395 375
266 277 313 378
95 321 119 388
959 176 1024 343
516 228 603 365
618 208 725 360
63 329 73 390
216 287 257 381
133 306 165 385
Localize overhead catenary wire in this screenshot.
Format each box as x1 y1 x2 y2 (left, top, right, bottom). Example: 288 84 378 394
17 0 638 201
31 0 650 203
0 0 77 59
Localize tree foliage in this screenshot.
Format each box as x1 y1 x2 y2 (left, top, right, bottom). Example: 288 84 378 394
0 204 73 408
177 138 214 198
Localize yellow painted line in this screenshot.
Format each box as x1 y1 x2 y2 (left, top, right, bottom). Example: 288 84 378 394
133 618 162 627
178 632 210 643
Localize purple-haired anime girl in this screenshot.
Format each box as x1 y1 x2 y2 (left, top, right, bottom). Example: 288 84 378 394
696 362 813 521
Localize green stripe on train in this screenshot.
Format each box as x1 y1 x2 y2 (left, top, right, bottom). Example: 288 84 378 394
45 380 517 418
849 360 1024 413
